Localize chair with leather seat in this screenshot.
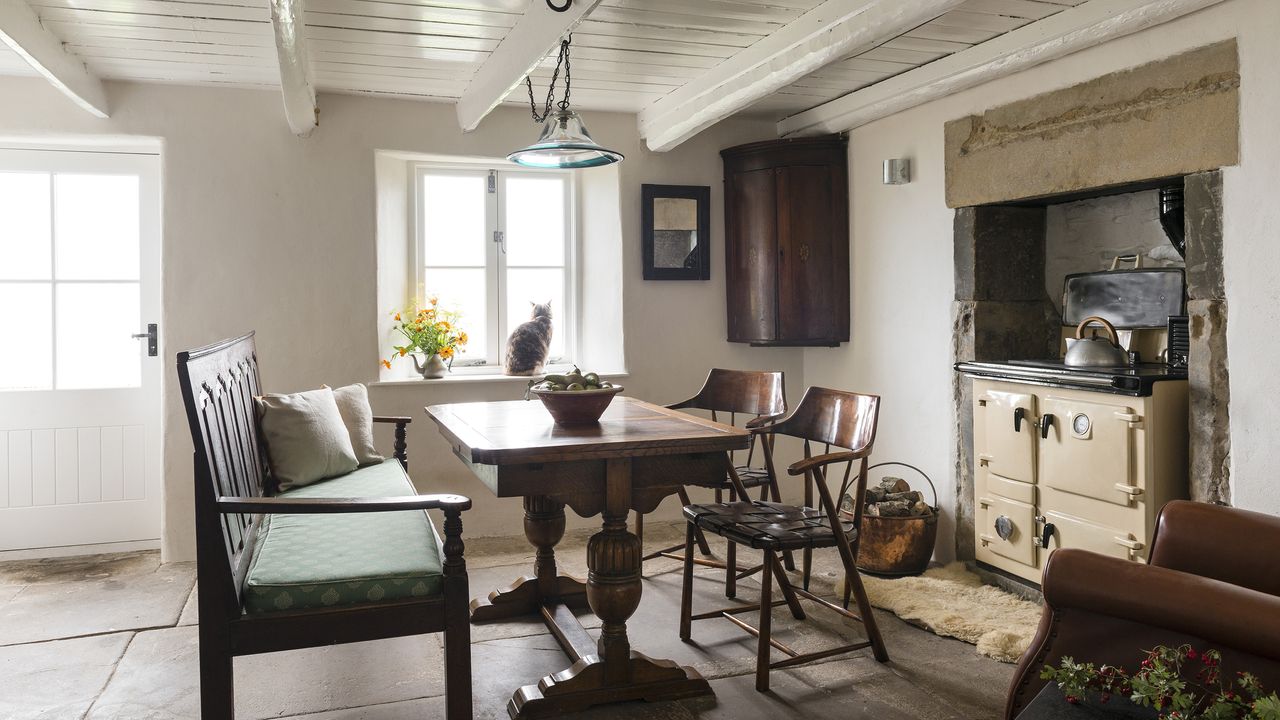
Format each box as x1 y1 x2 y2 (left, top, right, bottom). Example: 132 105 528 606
635 368 789 596
677 386 889 692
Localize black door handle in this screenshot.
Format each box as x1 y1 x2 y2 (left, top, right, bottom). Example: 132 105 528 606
1041 522 1056 550
1039 413 1055 439
1013 407 1026 432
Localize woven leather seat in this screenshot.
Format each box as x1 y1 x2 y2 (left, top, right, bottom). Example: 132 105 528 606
684 501 856 551
733 467 774 490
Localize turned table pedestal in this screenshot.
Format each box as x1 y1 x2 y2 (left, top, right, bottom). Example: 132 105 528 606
427 397 748 719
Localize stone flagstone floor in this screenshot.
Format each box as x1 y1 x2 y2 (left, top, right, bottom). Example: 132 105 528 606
0 522 1012 719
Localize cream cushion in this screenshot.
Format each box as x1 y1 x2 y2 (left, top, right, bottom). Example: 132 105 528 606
331 383 384 467
257 387 358 491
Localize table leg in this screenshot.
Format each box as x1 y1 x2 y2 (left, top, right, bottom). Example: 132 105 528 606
470 495 588 622
509 458 712 718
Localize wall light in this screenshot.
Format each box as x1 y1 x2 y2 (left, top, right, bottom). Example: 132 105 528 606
883 158 911 185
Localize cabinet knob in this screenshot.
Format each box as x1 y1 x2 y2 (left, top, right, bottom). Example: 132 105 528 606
798 243 810 261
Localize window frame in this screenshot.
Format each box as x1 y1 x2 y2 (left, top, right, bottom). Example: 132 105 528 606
409 161 578 373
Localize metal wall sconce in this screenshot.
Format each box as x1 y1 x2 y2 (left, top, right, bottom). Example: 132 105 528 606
883 158 911 185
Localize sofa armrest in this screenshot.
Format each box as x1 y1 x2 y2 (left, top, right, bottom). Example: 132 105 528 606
217 493 471 514
373 416 412 470
1006 549 1280 719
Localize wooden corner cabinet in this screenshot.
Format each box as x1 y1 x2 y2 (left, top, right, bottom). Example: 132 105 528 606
721 135 849 347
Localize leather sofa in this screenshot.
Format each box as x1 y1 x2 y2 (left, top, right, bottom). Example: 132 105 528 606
1006 500 1280 719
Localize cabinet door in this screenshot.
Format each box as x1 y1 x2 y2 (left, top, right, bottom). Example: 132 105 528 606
977 390 1037 484
776 164 838 343
725 168 777 342
1039 395 1140 507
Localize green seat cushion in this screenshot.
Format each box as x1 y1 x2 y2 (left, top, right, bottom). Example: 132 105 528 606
243 459 444 615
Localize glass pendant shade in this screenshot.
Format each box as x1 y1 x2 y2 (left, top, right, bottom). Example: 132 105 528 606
507 109 624 169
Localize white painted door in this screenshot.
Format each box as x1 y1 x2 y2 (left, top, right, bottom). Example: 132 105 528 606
0 148 162 553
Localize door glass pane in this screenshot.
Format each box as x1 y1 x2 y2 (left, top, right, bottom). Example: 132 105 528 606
54 174 140 281
504 176 566 267
0 172 52 280
422 268 487 363
0 283 53 391
505 268 564 360
55 283 141 389
422 174 486 267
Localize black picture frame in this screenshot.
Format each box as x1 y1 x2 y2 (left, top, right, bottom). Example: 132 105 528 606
641 184 711 281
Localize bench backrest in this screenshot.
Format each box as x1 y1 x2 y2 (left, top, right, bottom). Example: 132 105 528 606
176 332 267 608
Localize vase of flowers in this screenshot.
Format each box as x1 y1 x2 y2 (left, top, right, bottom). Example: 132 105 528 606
382 296 468 379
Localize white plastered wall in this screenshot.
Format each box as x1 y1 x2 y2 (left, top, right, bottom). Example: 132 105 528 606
0 80 807 561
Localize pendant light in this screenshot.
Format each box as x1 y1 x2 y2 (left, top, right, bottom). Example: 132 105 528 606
508 35 624 169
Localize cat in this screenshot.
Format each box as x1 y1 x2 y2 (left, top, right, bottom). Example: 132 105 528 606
504 301 554 376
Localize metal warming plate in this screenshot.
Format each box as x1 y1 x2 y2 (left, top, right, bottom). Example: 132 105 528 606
956 360 1186 396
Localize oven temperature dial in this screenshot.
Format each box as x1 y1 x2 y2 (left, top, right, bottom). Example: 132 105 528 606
1071 413 1092 437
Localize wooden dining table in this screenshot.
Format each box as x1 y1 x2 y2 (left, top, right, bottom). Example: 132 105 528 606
426 395 750 719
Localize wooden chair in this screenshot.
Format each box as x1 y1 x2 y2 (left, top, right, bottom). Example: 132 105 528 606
177 333 473 720
678 386 889 692
635 368 789 595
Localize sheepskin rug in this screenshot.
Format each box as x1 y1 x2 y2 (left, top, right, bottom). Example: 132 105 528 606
857 563 1043 663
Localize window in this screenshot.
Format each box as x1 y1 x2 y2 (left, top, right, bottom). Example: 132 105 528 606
0 167 144 391
413 165 574 368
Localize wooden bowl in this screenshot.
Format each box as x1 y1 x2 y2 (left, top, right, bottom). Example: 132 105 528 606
531 385 624 425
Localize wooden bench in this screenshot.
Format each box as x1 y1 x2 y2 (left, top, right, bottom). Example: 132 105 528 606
177 332 472 720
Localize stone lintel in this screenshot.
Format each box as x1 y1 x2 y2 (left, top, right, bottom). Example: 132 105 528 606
945 40 1240 208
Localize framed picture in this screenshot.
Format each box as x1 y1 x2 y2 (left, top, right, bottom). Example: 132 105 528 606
641 184 711 281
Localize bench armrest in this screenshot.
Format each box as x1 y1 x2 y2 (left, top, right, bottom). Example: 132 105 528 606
372 416 412 469
217 494 472 514
787 450 866 476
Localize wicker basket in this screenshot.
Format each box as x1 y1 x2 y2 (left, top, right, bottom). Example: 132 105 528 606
847 462 938 577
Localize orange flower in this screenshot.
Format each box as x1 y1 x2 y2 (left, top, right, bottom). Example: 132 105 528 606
439 346 455 359
436 321 450 331
429 296 439 306
398 348 407 356
457 332 468 345
381 359 392 370
393 312 401 321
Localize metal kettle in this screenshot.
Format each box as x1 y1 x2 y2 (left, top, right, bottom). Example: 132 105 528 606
1064 316 1129 367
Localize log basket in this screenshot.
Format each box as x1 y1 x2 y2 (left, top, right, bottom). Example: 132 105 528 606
851 462 938 577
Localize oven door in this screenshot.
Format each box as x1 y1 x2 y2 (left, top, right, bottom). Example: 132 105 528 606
978 494 1038 569
1039 393 1141 507
1044 511 1146 563
976 388 1037 484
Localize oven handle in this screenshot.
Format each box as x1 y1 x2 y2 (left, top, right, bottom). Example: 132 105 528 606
1039 413 1055 439
1014 407 1026 432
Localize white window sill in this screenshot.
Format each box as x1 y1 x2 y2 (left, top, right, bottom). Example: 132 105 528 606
371 371 628 388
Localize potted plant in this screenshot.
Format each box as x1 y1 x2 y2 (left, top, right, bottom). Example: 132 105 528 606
382 297 469 379
1041 644 1280 719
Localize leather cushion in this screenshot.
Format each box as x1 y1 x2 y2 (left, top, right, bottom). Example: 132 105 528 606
243 459 443 614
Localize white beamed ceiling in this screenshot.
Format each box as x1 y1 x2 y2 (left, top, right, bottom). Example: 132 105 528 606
3 0 1083 120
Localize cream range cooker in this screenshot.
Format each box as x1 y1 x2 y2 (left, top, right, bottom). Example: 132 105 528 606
956 263 1189 585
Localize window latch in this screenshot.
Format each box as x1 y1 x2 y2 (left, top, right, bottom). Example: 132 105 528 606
487 170 496 193
493 230 506 253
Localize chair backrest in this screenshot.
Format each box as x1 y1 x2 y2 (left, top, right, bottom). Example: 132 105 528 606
770 386 879 455
176 332 267 607
671 368 786 419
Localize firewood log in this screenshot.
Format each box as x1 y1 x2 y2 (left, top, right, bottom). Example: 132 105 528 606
878 477 911 494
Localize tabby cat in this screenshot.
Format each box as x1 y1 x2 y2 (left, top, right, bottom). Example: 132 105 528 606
504 302 553 376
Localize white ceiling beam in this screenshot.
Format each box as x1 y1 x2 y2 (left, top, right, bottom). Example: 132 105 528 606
637 0 966 153
0 0 108 117
777 0 1228 138
268 0 317 137
456 0 603 133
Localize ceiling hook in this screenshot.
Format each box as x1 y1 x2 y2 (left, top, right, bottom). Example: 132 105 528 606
547 0 571 11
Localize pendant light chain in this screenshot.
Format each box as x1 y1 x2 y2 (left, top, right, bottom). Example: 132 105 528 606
525 36 572 123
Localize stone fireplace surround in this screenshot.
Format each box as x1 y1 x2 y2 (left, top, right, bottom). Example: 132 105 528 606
946 41 1238 566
